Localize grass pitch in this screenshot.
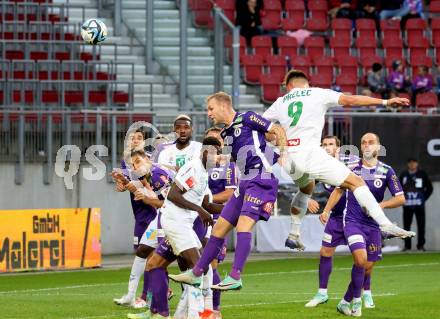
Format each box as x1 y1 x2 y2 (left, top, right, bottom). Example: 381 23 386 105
1 253 439 319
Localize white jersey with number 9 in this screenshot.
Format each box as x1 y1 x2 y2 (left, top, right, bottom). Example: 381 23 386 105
263 87 342 150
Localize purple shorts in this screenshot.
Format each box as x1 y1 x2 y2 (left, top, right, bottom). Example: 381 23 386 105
220 173 278 226
322 216 347 248
344 221 382 262
155 216 207 262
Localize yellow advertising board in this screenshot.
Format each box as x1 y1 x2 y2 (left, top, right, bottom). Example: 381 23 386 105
0 208 101 272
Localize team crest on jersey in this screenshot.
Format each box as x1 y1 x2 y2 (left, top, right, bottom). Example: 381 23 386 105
211 171 220 180
234 127 242 137
263 202 274 214
373 179 383 188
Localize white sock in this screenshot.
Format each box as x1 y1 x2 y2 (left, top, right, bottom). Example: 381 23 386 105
353 297 362 303
203 266 213 311
341 299 350 305
318 288 328 295
174 284 189 319
289 191 311 237
363 290 372 296
128 256 147 298
187 285 204 319
353 186 392 226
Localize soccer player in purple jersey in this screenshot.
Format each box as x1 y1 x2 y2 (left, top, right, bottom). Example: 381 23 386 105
168 92 287 291
305 136 359 307
325 133 405 317
113 130 160 308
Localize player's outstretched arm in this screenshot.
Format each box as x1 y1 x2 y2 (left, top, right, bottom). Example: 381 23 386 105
202 195 224 215
380 194 406 209
338 95 410 108
267 124 287 151
212 188 234 204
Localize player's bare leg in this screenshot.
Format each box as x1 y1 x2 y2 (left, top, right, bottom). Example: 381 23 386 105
340 173 415 239
286 180 315 251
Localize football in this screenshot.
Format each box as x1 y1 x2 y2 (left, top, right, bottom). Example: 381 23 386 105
81 18 107 45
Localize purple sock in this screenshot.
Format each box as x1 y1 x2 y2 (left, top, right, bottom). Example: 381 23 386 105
229 232 252 280
351 265 366 299
193 236 225 276
149 268 169 317
319 256 333 289
344 282 353 302
212 268 222 310
141 270 149 300
363 273 371 290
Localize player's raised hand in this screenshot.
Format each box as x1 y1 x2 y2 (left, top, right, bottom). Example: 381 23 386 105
386 97 410 107
308 199 320 214
197 207 214 227
126 181 141 193
115 181 126 192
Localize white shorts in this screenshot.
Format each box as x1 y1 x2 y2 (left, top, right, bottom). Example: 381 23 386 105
284 146 351 188
139 214 162 248
160 215 201 256
205 225 212 239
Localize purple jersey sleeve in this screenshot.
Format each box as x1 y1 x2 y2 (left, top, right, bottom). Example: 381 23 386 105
242 111 272 133
225 162 237 189
386 167 404 196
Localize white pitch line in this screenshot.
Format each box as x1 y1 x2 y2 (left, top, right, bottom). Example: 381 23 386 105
222 293 397 308
1 262 437 295
243 262 440 277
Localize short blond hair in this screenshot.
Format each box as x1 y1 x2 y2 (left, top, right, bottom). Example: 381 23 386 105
206 91 232 106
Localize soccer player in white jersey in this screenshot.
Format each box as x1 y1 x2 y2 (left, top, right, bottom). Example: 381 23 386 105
263 70 415 248
158 114 202 170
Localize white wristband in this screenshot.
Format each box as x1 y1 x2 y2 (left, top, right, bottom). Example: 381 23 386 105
382 99 388 106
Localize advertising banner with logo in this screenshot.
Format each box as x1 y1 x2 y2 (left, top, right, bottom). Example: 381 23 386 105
0 208 101 272
351 116 440 180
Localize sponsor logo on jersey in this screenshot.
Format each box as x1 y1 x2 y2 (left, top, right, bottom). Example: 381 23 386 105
185 176 195 188
287 138 301 146
249 114 267 127
263 202 274 214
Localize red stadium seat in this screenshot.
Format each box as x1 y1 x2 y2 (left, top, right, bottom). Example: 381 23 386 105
410 55 433 75
304 36 325 59
355 35 377 60
416 92 438 109
12 90 34 104
308 0 329 11
429 0 440 14
277 35 298 56
55 52 71 61
215 0 235 22
89 91 107 104
42 90 59 103
331 18 352 39
251 35 273 57
313 55 334 76
359 55 383 73
285 1 305 18
382 36 404 61
380 19 402 40
224 34 246 63
305 11 328 31
113 91 130 104
290 55 311 75
330 36 351 57
5 50 24 60
191 0 213 27
407 36 429 58
336 55 358 76
65 91 84 104
384 56 407 72
335 72 357 94
265 54 287 75
261 0 282 24
310 72 332 88
30 51 48 61
355 19 376 39
261 17 281 31
281 17 304 31
242 54 264 84
405 18 427 40
260 72 284 104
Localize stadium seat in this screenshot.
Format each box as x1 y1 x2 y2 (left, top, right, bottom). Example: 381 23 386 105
285 1 305 19
192 0 213 28
304 36 325 59
430 0 440 15
281 17 304 31
335 72 357 94
42 90 59 104
355 35 377 60
224 34 246 63
251 35 273 57
242 54 264 84
310 72 332 88
65 91 84 104
359 55 383 73
313 55 334 76
260 72 284 104
431 18 440 47
261 17 281 31
277 35 298 57
330 36 351 57
407 36 429 59
355 19 376 39
335 55 358 76
261 0 282 25
265 54 287 75
384 56 407 73
416 92 438 109
405 18 427 40
215 0 235 22
410 55 433 75
331 18 352 39
382 36 404 61
5 50 24 60
380 19 402 40
305 12 328 31
89 91 107 104
30 51 48 61
290 55 311 75
113 91 130 104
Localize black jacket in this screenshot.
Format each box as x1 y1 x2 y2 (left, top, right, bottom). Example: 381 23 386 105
399 169 433 207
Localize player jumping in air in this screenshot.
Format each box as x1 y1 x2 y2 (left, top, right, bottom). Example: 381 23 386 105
169 92 287 291
262 70 414 250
